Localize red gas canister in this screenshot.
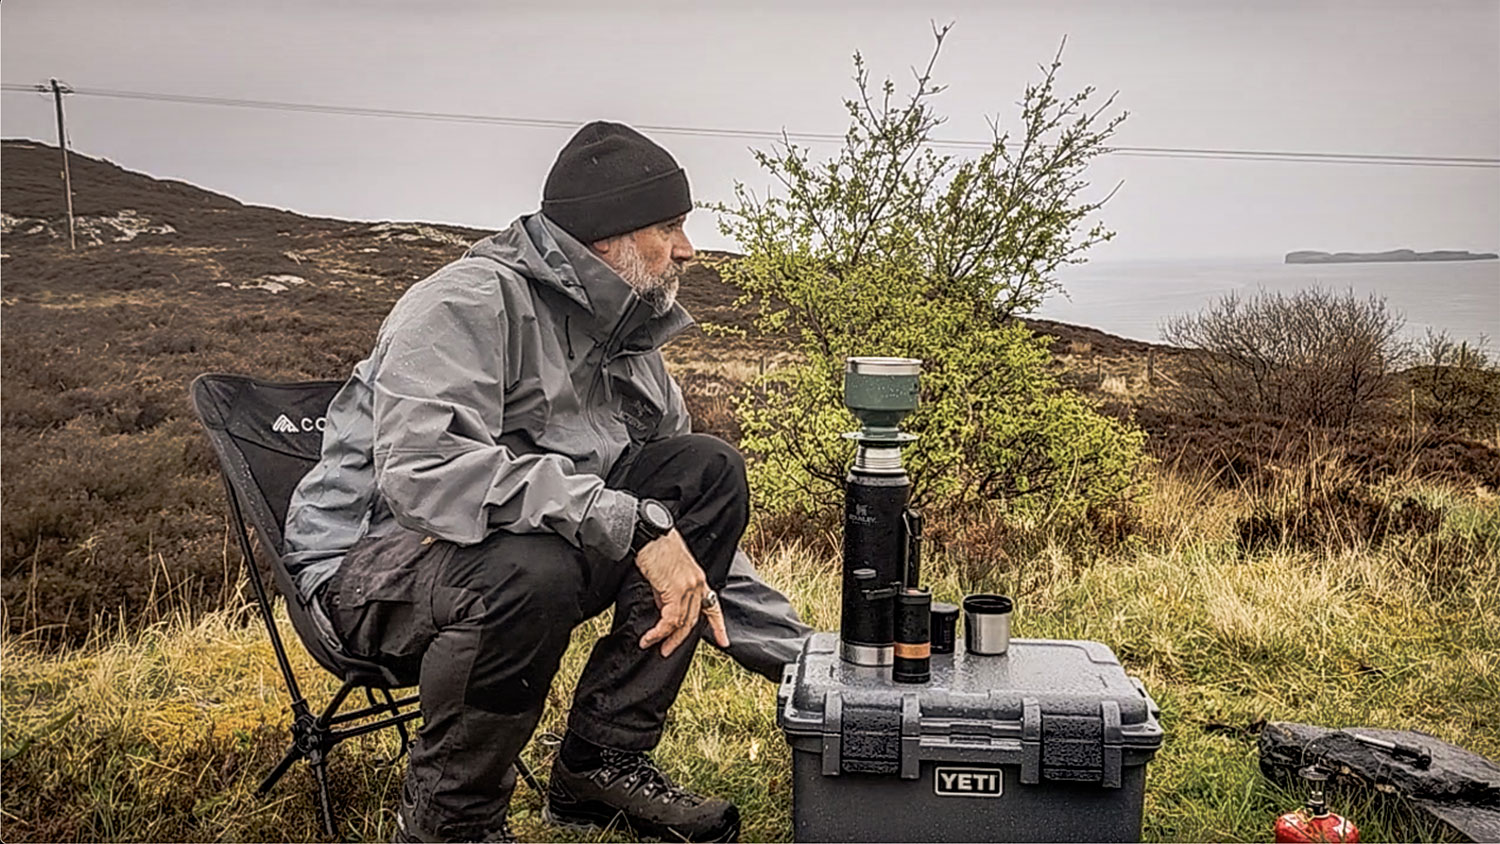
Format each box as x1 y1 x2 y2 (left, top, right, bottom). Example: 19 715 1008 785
1274 766 1359 843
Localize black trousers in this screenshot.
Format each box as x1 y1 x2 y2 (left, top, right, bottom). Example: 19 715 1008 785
323 434 748 836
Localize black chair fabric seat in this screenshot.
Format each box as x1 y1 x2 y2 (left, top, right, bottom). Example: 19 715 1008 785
191 372 542 838
191 373 405 685
190 373 420 837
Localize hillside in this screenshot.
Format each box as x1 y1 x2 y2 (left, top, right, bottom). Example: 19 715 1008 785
2 141 1497 844
0 139 797 641
0 140 751 335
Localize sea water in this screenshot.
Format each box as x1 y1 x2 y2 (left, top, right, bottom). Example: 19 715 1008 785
1040 257 1500 347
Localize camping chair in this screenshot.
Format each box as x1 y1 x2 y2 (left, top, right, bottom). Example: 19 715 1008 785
189 373 541 838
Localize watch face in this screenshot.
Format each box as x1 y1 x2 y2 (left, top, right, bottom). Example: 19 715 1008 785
643 500 673 532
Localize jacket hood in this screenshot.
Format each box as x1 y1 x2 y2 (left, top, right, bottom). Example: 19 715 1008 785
465 213 694 351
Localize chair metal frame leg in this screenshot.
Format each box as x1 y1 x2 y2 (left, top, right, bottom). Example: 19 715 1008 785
256 677 425 838
220 475 543 837
365 686 415 767
226 481 426 838
516 756 544 795
356 685 545 794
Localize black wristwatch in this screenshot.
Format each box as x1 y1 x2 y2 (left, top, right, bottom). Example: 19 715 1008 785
631 498 674 552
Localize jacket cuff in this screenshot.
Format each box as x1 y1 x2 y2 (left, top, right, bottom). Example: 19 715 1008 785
586 488 639 562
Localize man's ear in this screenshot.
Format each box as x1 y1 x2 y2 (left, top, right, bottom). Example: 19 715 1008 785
590 237 612 255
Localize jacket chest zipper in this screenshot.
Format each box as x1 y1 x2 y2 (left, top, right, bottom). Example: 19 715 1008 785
582 347 616 466
580 299 641 467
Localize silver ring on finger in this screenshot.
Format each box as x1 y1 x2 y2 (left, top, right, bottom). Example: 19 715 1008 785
701 589 719 610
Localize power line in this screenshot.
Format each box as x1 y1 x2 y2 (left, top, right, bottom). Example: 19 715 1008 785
4 82 1498 168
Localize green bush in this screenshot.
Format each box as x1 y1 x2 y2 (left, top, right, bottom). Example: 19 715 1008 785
714 29 1146 523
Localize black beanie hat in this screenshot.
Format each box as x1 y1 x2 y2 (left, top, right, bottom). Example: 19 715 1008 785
542 121 692 244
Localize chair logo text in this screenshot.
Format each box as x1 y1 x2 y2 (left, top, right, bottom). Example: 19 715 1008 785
272 414 325 433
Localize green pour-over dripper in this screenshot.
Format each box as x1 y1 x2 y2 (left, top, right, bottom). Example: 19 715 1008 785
843 357 921 443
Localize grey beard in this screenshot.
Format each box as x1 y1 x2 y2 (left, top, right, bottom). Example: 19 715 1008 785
611 238 681 316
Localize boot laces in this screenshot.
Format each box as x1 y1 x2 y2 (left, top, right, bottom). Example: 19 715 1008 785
598 748 703 806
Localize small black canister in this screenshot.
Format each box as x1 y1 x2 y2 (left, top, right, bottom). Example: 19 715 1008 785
894 587 932 684
929 601 959 655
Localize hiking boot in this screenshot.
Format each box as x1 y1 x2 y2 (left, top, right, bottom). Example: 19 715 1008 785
393 781 517 843
542 748 740 842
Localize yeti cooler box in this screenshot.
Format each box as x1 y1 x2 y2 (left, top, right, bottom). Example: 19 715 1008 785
777 633 1163 842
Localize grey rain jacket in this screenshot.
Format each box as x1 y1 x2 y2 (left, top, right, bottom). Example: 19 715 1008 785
283 213 809 679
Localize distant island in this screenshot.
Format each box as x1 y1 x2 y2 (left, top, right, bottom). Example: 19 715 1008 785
1286 249 1498 264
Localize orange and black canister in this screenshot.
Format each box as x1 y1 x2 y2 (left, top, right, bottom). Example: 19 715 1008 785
894 587 933 684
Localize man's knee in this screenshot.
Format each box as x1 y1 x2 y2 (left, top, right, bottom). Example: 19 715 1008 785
432 533 584 713
676 433 748 501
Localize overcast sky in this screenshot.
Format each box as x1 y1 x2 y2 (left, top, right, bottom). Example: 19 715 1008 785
2 0 1498 261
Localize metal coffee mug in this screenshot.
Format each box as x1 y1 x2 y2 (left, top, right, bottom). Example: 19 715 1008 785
963 594 1013 655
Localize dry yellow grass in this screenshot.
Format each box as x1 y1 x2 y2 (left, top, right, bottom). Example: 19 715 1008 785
3 467 1496 842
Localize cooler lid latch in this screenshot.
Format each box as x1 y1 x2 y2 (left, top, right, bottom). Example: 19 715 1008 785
1040 710 1102 784
1101 699 1124 788
820 691 844 776
1020 696 1043 785
1033 699 1126 788
899 693 921 780
825 691 904 776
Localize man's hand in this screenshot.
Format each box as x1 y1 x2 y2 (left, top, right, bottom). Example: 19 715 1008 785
634 529 730 656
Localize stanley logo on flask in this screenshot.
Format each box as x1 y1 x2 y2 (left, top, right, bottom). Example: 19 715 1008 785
934 767 1003 798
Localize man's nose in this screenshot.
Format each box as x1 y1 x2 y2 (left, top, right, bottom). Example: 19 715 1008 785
671 229 694 262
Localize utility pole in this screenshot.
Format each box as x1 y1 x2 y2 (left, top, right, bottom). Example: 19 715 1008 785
48 78 77 250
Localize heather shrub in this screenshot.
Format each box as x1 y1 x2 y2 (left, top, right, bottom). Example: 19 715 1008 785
1162 288 1409 430
1410 330 1500 438
1 419 226 640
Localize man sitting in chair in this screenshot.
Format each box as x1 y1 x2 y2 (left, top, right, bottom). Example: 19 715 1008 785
282 122 810 843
